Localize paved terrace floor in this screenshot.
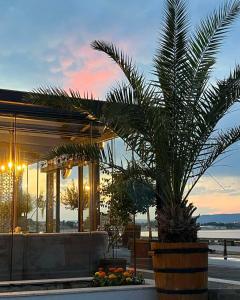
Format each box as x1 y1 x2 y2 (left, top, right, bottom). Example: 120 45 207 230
208 257 240 281
111 248 240 290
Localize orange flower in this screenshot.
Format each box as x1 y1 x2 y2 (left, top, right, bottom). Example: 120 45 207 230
98 271 106 278
118 268 124 272
123 271 131 277
114 267 124 273
108 274 117 280
108 267 116 273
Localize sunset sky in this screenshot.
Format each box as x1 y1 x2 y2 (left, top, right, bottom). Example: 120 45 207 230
1 0 240 215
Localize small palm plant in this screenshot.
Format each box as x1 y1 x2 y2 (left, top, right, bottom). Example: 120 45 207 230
30 0 240 242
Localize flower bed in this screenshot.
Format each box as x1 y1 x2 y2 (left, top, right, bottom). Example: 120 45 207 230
92 267 144 287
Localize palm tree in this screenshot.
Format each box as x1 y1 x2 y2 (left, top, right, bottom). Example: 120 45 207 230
30 0 240 242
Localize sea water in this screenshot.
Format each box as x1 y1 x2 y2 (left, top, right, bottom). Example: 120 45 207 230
141 229 240 239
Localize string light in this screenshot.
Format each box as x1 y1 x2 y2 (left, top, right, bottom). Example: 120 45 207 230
0 162 27 172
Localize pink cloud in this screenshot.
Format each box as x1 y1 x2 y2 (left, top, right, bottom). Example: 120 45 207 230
63 46 122 98
61 57 74 69
65 66 120 99
46 34 138 98
50 40 132 98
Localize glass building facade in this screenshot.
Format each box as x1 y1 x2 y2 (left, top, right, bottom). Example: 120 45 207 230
0 89 112 280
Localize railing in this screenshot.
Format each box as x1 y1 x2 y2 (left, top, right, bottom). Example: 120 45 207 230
199 238 240 260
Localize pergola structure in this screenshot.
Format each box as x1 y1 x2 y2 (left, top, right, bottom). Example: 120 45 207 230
0 88 114 234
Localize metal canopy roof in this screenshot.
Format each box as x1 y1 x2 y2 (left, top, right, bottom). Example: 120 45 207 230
0 88 114 164
0 88 104 123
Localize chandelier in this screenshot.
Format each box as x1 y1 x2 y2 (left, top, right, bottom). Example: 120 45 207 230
0 162 27 172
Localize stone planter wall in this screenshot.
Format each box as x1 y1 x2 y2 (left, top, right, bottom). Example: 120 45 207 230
0 279 157 300
0 231 108 281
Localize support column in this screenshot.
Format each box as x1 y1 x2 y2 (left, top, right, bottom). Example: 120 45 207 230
94 162 100 230
36 162 39 232
46 172 55 233
89 161 100 231
78 166 83 232
55 169 60 233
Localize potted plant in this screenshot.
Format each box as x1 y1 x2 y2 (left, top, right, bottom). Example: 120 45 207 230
100 160 155 273
31 0 240 298
98 179 128 271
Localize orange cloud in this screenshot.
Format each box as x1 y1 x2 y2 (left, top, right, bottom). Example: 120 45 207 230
189 176 240 215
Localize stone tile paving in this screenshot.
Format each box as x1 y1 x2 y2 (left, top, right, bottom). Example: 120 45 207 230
209 265 240 281
114 247 240 293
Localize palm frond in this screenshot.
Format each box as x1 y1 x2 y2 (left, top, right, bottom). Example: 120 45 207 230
200 64 240 130
188 0 240 98
27 87 106 123
91 40 147 102
154 0 190 98
182 64 240 183
47 143 105 162
69 89 104 120
184 126 240 199
28 87 86 111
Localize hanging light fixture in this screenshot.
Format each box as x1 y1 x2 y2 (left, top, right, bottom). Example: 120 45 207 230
0 162 27 172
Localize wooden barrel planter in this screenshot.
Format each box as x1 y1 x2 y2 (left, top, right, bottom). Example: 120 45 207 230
150 242 208 300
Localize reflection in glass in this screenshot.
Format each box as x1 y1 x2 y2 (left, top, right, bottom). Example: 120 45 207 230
46 171 56 232
83 165 90 231
0 116 14 233
60 166 78 232
21 163 46 232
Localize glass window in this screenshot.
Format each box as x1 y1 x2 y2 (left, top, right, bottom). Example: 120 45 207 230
83 164 90 231
60 166 78 232
0 106 107 281
0 115 14 233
